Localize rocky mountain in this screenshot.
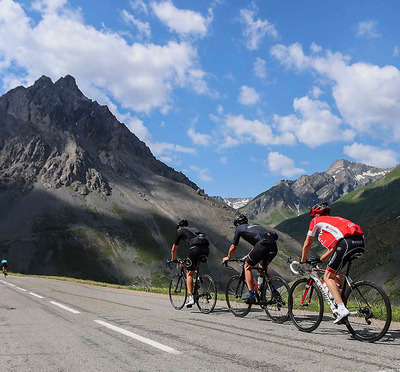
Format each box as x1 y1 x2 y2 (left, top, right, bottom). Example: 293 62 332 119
241 159 391 227
0 75 300 285
212 196 253 209
276 165 400 305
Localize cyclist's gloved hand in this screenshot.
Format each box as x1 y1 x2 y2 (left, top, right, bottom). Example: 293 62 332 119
314 257 321 263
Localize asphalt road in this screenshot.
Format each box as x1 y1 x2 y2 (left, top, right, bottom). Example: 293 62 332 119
0 275 399 372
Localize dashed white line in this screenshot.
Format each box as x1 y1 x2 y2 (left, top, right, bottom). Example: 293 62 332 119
16 286 27 291
94 320 181 355
29 292 45 299
0 280 6 284
50 301 80 314
7 283 15 287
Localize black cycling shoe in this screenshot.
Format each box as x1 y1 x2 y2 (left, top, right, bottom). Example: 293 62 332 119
243 296 256 304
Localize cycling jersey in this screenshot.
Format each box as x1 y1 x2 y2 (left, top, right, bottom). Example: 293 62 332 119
232 224 278 246
307 216 364 250
174 227 209 248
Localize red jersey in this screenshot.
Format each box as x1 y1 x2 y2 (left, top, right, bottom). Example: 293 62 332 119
307 216 364 250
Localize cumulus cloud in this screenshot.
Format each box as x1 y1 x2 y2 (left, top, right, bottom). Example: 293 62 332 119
239 7 277 50
187 127 213 146
0 0 210 113
253 57 266 78
151 1 212 37
271 42 400 143
356 20 380 39
343 143 398 168
238 85 260 105
121 9 151 40
130 0 148 14
273 96 355 148
265 152 305 178
189 165 213 182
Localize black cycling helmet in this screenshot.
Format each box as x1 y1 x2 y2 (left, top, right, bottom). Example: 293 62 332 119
233 214 248 226
310 202 331 217
176 219 188 229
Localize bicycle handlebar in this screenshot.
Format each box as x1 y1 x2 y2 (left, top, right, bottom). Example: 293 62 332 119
166 258 190 269
287 257 321 275
223 257 245 270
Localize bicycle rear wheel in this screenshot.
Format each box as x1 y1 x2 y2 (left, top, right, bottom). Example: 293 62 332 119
289 278 324 332
343 280 392 342
225 275 251 317
262 276 290 323
196 274 217 314
169 274 187 310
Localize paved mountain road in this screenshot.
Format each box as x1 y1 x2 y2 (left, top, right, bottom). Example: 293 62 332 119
0 276 399 372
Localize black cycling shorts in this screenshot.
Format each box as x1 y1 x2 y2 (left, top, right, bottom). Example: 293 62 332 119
327 236 365 274
246 242 277 267
187 244 209 271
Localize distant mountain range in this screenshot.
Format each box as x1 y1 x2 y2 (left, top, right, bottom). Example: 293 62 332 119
240 159 391 226
212 196 253 209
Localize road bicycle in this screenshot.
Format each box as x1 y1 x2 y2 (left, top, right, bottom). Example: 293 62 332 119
224 258 290 323
166 257 217 314
288 257 392 342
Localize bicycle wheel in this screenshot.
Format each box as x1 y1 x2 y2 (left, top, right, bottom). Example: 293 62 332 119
343 280 392 342
225 275 251 317
262 276 290 323
196 274 217 314
289 278 324 332
169 274 187 310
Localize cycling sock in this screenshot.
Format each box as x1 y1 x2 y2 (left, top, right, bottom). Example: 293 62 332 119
249 290 255 298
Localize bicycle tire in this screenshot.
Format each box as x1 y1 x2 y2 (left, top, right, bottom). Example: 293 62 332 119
196 274 217 314
289 278 324 332
262 276 291 323
169 273 187 310
343 280 392 342
225 275 251 317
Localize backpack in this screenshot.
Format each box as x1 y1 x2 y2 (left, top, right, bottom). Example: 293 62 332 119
190 232 210 247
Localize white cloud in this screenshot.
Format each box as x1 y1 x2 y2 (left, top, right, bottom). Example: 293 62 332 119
239 7 277 50
356 20 380 39
32 0 68 13
219 157 227 165
189 165 213 182
266 152 305 178
310 86 323 98
0 0 210 113
216 104 224 115
187 127 213 146
343 143 398 168
238 85 260 105
273 96 354 148
121 9 151 40
220 114 296 148
271 42 400 143
151 1 212 37
254 57 266 78
130 0 148 14
310 42 322 54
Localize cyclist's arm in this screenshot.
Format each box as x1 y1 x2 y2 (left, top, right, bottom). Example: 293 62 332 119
171 244 178 261
320 247 334 262
222 244 237 264
301 235 314 263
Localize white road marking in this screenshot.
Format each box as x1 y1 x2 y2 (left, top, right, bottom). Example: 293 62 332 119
50 301 80 314
94 320 181 355
16 286 27 291
29 292 45 299
7 283 15 287
0 280 6 284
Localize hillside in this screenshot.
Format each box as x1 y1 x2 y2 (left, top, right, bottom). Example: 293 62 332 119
241 159 390 227
276 165 400 304
0 75 300 286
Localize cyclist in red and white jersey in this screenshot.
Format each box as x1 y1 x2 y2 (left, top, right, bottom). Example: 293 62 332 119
300 202 365 324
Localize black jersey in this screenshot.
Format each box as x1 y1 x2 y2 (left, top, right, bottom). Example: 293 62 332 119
174 227 209 247
232 224 278 246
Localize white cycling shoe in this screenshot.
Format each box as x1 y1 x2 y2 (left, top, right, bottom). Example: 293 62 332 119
185 295 195 308
334 307 350 324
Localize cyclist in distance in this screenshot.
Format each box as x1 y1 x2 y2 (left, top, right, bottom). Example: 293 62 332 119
1 258 8 274
222 214 279 304
300 202 365 324
171 219 210 307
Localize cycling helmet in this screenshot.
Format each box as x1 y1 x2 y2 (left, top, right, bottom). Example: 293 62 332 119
310 202 331 217
233 214 248 226
176 219 188 229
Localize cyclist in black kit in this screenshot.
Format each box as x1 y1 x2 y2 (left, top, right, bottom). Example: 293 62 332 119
171 219 210 307
222 214 278 304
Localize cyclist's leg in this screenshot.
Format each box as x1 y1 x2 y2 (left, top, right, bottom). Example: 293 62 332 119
245 243 267 299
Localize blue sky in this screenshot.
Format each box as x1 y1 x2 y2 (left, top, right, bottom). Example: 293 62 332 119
1 0 400 198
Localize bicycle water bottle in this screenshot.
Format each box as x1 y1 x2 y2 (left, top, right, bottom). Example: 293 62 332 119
257 276 263 292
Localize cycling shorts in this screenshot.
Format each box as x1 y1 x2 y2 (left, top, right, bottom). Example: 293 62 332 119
327 236 365 274
246 242 277 267
187 244 209 271
2 263 7 269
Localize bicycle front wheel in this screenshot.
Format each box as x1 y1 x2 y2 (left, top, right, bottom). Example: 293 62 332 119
262 276 290 323
344 280 392 342
196 274 217 314
169 274 187 310
289 278 324 332
225 275 251 317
